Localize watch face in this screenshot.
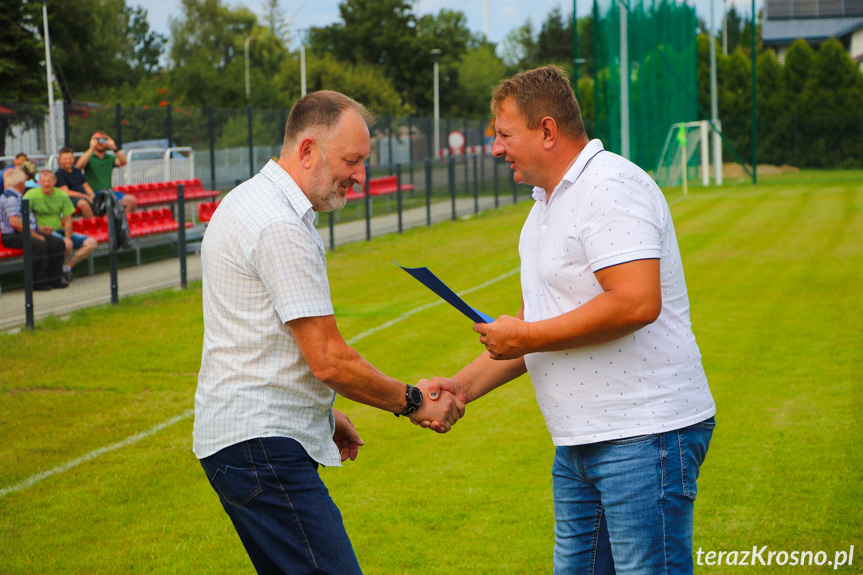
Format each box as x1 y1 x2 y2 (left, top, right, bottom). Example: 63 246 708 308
407 385 424 408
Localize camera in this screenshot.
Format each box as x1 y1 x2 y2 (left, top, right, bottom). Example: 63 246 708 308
97 137 108 144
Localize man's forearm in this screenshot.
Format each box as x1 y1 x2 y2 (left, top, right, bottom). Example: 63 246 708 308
114 150 127 167
288 315 407 413
452 352 526 404
75 149 93 169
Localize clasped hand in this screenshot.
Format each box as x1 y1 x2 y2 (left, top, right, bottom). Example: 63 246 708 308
409 378 465 433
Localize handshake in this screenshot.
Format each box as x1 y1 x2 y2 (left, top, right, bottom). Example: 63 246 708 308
409 377 465 434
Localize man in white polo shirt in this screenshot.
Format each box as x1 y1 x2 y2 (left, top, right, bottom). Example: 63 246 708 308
427 66 716 574
194 91 465 575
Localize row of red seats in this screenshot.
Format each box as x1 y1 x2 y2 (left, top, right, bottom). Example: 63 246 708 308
348 175 415 199
198 201 220 223
70 208 192 241
114 178 219 207
128 208 192 237
2 208 194 260
0 245 23 259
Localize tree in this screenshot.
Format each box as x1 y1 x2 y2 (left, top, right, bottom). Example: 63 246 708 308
798 38 863 167
500 21 537 71
755 49 786 165
168 0 283 108
0 0 45 104
536 6 572 68
307 1 476 115
276 52 406 117
262 0 288 43
453 44 507 117
783 39 813 95
45 0 165 102
724 6 744 54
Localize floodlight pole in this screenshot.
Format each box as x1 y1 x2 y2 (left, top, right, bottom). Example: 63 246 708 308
43 3 58 158
751 0 757 184
244 35 255 101
710 0 722 184
431 49 442 162
299 29 308 97
618 0 630 160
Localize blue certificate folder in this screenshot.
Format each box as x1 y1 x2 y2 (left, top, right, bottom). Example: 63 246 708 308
395 262 495 324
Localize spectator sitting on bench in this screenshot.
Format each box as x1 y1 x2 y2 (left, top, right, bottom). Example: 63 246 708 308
1 153 28 189
55 147 95 217
24 170 96 283
1 168 68 290
76 131 137 214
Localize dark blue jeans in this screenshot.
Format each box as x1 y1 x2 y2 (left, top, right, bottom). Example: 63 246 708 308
199 437 362 575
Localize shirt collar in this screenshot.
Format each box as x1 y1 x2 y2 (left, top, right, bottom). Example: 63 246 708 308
260 160 315 224
531 139 605 205
4 187 22 199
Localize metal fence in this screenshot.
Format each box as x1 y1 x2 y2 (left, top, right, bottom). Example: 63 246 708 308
1 101 495 192
0 152 531 331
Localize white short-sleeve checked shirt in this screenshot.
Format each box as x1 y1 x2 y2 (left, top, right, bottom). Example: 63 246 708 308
193 160 342 466
520 140 716 445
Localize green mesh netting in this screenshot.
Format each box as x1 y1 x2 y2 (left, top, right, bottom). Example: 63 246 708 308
591 0 699 173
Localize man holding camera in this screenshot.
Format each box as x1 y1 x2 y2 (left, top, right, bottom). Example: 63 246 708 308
75 131 137 214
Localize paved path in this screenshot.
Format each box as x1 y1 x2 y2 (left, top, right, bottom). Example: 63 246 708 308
1 194 524 332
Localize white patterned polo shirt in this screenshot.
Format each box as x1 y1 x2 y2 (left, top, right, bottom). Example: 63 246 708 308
519 139 716 445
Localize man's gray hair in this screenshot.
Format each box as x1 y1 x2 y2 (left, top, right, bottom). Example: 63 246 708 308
282 90 375 153
5 168 26 189
39 169 54 181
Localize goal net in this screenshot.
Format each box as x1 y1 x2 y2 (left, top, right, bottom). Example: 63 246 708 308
654 120 717 190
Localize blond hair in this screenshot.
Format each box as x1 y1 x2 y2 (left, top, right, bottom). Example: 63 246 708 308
491 65 586 140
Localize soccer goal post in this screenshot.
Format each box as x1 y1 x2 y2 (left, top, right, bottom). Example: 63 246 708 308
654 120 722 190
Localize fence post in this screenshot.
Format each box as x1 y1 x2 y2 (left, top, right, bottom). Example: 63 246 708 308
396 163 403 233
448 156 456 221
473 155 479 214
494 156 499 208
106 201 119 306
207 106 216 191
511 168 518 204
426 117 433 164
63 101 71 148
115 104 123 149
407 116 414 186
425 159 432 227
21 199 34 330
178 184 187 289
387 115 393 175
328 211 335 252
166 103 173 148
364 161 371 241
247 106 254 179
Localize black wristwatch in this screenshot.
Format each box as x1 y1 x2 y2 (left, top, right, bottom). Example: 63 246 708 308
395 384 423 417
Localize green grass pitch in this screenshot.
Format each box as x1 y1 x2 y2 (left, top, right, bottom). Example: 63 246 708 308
1 170 861 574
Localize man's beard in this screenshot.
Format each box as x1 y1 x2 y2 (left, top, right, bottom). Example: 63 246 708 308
310 152 348 212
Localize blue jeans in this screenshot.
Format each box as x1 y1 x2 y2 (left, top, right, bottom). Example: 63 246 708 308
199 437 363 575
552 417 715 575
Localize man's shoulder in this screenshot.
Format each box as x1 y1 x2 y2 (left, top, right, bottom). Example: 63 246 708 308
23 188 43 198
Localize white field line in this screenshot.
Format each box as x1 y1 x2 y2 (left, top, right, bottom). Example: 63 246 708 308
0 409 194 498
0 266 520 498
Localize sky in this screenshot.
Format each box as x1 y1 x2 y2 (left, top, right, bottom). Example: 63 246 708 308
143 0 764 49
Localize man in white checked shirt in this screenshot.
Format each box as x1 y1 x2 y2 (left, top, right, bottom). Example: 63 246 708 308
193 91 464 575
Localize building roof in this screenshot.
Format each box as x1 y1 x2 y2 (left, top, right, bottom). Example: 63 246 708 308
762 17 863 44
